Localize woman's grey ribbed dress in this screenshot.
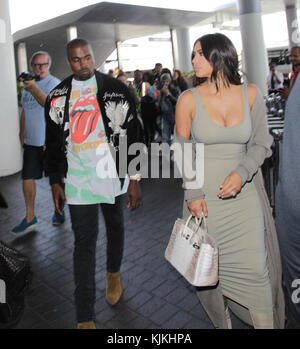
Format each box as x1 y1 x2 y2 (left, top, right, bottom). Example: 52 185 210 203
184 85 273 313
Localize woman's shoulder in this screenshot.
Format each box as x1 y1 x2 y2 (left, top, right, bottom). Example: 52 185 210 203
178 88 195 102
176 89 197 120
176 89 196 110
247 83 257 96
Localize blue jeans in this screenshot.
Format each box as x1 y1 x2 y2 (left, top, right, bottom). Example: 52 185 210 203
69 195 124 322
162 112 175 146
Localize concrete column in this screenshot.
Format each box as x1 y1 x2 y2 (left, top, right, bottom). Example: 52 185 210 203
237 0 269 95
171 27 192 72
285 2 300 48
66 26 78 42
0 0 22 176
170 29 179 70
116 41 123 71
17 42 27 75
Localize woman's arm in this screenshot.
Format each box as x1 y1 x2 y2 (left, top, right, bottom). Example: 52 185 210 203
174 91 207 216
218 85 257 198
175 90 194 138
234 86 273 184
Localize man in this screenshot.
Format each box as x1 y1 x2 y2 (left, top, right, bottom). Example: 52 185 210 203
278 46 300 99
133 70 144 129
134 71 157 147
12 51 61 236
275 64 300 329
153 63 162 86
159 73 179 145
117 71 139 107
44 38 142 329
133 70 160 147
267 62 284 94
133 69 143 104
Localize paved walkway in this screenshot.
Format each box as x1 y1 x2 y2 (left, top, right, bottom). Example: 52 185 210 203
0 161 250 329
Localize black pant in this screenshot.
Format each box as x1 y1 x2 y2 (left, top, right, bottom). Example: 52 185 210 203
141 102 156 146
22 144 44 180
69 195 124 322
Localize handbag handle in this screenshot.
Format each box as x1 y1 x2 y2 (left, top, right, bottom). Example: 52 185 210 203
194 214 207 230
183 213 207 238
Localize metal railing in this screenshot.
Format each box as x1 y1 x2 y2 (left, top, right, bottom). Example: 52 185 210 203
262 93 285 209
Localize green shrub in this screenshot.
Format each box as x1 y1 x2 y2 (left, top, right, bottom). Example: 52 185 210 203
17 83 24 107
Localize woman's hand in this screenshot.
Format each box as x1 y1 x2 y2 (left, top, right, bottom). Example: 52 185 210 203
187 198 208 218
218 172 242 199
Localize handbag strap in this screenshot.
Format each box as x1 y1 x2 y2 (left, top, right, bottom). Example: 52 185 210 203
183 214 208 237
194 214 207 231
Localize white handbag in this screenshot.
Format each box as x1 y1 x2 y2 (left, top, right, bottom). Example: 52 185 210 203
165 214 218 287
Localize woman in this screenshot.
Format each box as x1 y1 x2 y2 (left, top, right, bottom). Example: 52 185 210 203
159 73 178 145
173 69 189 93
174 33 285 329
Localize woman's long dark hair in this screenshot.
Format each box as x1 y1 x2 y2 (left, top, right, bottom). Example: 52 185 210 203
174 69 187 84
192 33 242 91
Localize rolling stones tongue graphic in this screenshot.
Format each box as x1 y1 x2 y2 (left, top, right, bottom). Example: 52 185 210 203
70 95 100 144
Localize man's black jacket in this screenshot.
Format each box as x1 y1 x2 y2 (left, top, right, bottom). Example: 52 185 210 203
44 70 144 186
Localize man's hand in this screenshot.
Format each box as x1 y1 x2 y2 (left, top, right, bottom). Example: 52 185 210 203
218 172 242 199
161 87 169 95
51 184 66 215
278 87 290 100
21 79 47 106
127 180 142 211
23 79 36 91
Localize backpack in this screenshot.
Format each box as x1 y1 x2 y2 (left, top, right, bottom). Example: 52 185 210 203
0 241 32 328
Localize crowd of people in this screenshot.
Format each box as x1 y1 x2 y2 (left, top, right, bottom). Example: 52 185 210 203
266 46 300 98
117 64 189 147
9 34 300 330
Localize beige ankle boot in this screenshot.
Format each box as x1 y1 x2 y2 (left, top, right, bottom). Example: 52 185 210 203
77 321 96 329
106 271 123 306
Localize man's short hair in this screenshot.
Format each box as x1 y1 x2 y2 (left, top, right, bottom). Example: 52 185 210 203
30 51 52 68
66 38 93 58
155 63 162 67
117 72 126 79
291 46 300 52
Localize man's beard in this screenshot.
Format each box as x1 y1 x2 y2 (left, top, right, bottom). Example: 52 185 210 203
78 68 94 81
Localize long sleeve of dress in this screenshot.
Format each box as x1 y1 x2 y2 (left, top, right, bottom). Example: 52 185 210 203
234 88 273 185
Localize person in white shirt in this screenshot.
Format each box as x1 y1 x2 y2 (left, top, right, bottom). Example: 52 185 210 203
45 39 142 329
267 63 284 94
